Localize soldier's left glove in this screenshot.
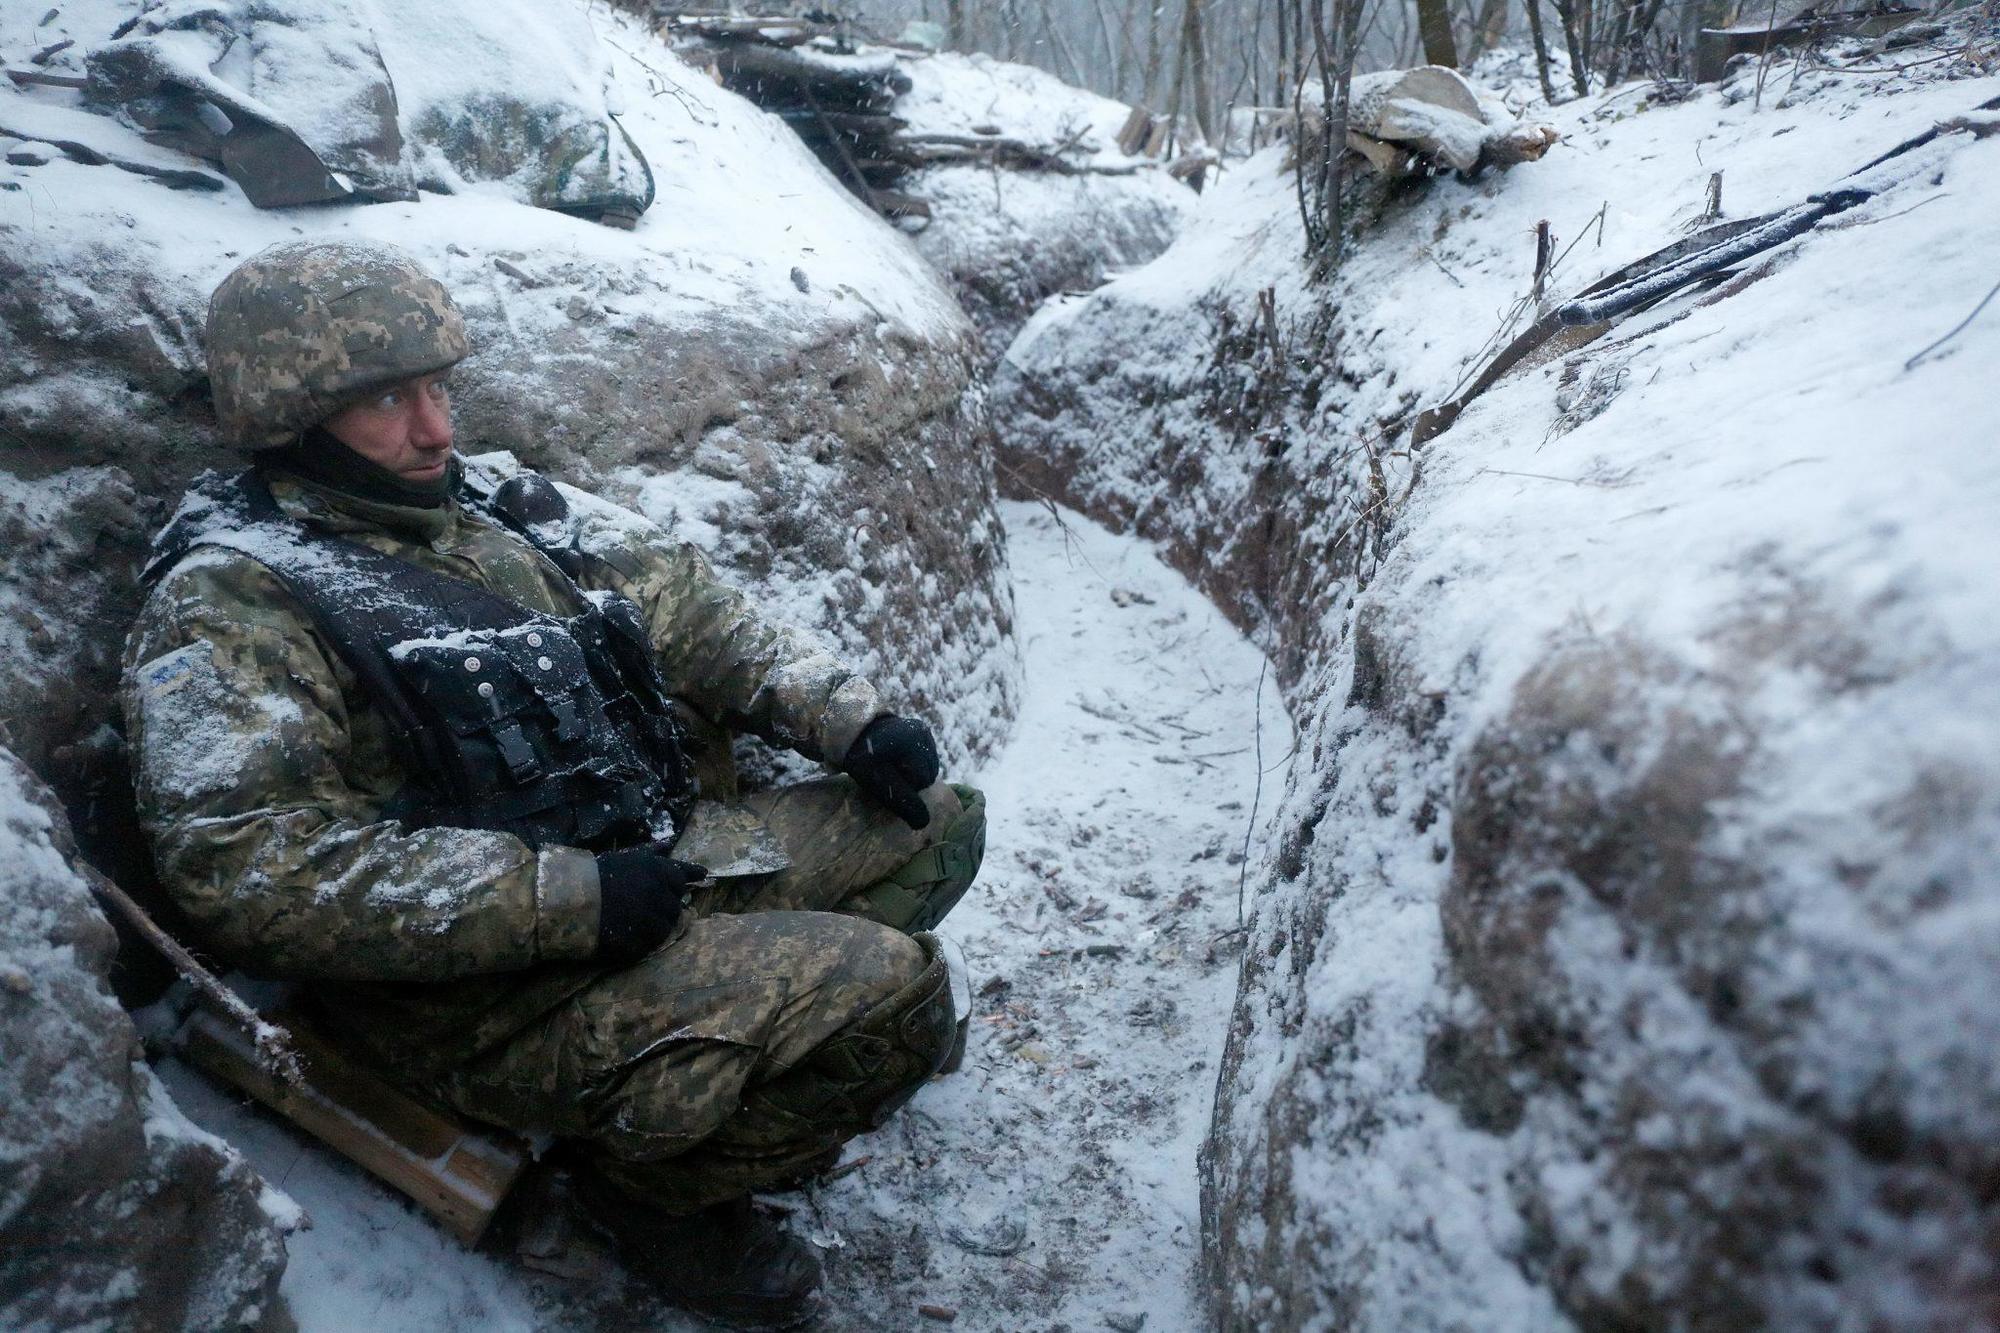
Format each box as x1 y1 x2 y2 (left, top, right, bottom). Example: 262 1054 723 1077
841 714 940 830
595 848 706 965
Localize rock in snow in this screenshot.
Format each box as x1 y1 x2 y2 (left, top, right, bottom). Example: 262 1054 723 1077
0 746 291 1331
999 41 2000 1331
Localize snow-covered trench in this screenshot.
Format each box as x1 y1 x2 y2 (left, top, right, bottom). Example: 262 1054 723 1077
159 497 1292 1331
994 51 2000 1331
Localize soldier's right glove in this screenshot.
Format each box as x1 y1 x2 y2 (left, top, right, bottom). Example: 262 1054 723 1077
840 714 940 830
595 848 706 965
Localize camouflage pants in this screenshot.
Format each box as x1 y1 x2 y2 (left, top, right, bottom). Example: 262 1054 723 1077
435 777 984 1215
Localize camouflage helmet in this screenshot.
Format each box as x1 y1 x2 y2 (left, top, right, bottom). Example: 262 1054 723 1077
205 239 470 449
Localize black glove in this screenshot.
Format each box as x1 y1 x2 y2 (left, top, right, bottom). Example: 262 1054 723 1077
594 848 707 965
840 714 940 830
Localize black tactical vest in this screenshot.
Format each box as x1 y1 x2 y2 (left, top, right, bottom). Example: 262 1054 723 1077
145 465 694 854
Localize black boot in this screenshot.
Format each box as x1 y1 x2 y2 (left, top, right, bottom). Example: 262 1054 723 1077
586 1185 824 1330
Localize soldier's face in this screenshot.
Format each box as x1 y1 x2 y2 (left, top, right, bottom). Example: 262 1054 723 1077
323 372 456 482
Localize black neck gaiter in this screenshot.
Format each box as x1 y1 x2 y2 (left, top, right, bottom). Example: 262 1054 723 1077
260 428 456 509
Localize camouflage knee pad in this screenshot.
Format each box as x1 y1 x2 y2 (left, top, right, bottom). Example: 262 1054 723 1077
848 784 987 933
742 930 957 1139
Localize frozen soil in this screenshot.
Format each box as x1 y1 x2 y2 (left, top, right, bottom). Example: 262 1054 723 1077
156 496 1291 1332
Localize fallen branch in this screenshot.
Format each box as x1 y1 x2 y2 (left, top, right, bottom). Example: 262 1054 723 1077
669 14 825 47
1557 193 1854 327
3 66 87 89
896 132 1142 176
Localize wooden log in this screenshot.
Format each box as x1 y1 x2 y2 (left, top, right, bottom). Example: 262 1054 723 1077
4 66 88 89
1345 130 1415 177
776 107 907 137
1116 105 1154 156
699 41 911 110
178 1007 528 1247
870 188 932 220
671 15 823 47
1694 7 1921 80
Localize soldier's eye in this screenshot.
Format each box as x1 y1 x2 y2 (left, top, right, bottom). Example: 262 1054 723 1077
426 380 451 405
374 390 404 410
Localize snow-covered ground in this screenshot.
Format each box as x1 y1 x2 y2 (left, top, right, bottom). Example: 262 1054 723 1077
996 30 2000 1328
158 497 1291 1331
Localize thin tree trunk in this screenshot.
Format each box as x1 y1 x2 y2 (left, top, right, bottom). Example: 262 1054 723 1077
1183 0 1215 145
1091 0 1135 100
1467 0 1509 60
1274 0 1289 102
1035 0 1089 85
1250 0 1267 111
1551 0 1592 94
1525 0 1559 100
1165 10 1190 155
1417 0 1461 66
1143 0 1168 108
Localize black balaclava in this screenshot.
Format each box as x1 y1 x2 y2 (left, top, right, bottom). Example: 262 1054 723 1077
260 426 457 509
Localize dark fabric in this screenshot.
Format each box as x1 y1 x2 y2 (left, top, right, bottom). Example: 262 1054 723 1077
579 1187 823 1325
260 428 455 507
839 714 941 830
146 468 695 852
595 849 704 964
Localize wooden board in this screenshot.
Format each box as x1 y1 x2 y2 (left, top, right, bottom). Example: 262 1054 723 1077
178 1008 528 1246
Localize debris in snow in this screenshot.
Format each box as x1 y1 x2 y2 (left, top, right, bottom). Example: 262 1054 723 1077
1296 65 1561 178
0 96 226 190
945 1216 1028 1257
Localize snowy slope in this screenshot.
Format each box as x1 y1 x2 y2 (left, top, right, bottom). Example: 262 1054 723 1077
896 51 1194 355
999 36 2000 1330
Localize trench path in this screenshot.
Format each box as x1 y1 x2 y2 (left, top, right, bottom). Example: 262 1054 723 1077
160 498 1292 1332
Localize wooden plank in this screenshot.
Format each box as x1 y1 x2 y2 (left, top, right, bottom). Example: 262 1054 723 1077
178 1008 527 1246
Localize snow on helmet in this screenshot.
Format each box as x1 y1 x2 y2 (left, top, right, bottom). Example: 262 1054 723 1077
205 240 469 449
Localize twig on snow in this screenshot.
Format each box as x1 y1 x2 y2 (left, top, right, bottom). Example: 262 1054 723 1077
995 459 1110 583
1905 275 2000 371
1237 657 1268 929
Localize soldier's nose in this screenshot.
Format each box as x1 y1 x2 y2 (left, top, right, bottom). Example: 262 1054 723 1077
410 391 454 449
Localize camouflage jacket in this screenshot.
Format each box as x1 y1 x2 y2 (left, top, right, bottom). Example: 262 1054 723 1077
123 453 882 1057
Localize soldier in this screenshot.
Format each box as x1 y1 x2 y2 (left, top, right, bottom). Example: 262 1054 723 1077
121 240 987 1330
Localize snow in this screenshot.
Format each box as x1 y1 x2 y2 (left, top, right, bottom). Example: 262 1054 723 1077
997 30 2000 1328
0 0 965 396
896 51 1143 168
890 50 1194 353
150 497 1290 1331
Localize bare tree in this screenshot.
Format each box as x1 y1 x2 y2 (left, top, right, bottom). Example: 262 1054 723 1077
1184 0 1217 143
1416 0 1461 64
1524 0 1561 99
